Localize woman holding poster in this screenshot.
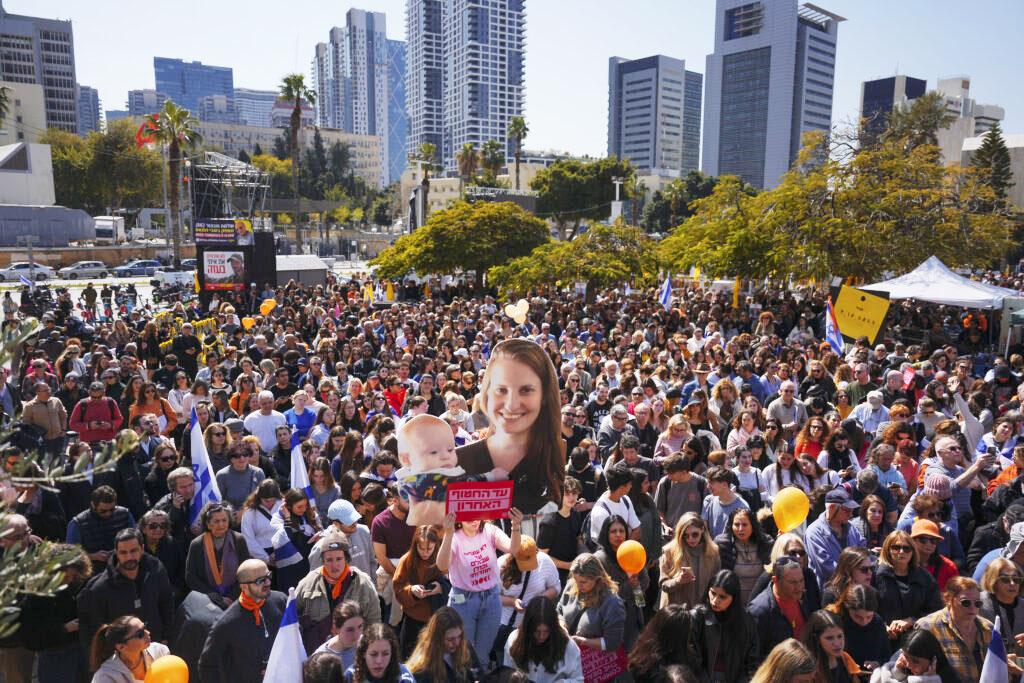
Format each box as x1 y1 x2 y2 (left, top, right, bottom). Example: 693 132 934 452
454 339 565 523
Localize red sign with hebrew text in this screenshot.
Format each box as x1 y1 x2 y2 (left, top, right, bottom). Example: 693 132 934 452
445 481 514 522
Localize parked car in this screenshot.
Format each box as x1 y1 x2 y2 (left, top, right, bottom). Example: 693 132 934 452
0 262 56 282
58 260 109 279
112 259 162 277
181 258 197 269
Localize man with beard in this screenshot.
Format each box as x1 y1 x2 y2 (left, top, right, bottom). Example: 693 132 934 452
76 528 173 654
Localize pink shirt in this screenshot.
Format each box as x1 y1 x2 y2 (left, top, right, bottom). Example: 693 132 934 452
448 524 510 592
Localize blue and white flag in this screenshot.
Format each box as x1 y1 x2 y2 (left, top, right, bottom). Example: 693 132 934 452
18 275 34 292
658 276 672 311
262 587 306 683
189 406 221 526
980 615 1008 683
825 297 844 355
289 432 315 509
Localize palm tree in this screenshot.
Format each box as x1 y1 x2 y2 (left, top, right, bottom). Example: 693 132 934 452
0 86 11 125
144 101 202 269
507 116 528 190
279 74 317 253
480 140 504 180
456 142 479 193
408 142 441 219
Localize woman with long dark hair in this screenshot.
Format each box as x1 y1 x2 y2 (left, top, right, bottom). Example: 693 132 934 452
869 629 960 683
271 488 323 591
828 584 890 671
627 604 700 683
713 507 773 604
800 609 864 682
690 569 759 682
392 525 445 657
405 607 484 683
504 596 582 683
595 514 649 649
345 622 415 683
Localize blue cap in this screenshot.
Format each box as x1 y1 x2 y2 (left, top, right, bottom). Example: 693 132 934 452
328 499 362 526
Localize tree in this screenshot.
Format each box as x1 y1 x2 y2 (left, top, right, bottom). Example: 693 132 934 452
370 200 549 289
882 91 957 153
87 119 164 215
143 101 202 268
237 149 251 164
252 143 263 157
639 170 725 233
408 142 442 219
531 157 638 239
37 128 95 212
250 154 292 199
490 220 658 303
456 143 480 190
278 74 317 253
480 140 505 182
0 85 10 124
660 129 1015 282
971 121 1015 204
507 116 529 191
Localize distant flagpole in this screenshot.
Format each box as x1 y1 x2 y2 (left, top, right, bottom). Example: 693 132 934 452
262 588 306 683
189 406 221 526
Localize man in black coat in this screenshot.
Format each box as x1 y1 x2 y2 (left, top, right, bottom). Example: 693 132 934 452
76 528 174 653
199 559 287 683
968 504 1024 573
747 557 813 658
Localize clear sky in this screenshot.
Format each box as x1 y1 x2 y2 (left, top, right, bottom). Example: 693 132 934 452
11 0 1021 162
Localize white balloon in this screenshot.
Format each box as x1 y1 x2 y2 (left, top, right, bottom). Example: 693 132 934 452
513 312 527 324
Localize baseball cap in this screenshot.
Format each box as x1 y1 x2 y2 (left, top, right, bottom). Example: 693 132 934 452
824 487 859 509
514 536 539 571
225 418 244 434
88 381 105 392
327 499 362 526
910 519 944 540
1003 522 1024 559
323 538 350 555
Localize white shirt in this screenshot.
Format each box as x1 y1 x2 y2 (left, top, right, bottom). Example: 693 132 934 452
240 500 283 562
588 493 641 542
244 410 287 452
498 552 561 627
504 630 583 683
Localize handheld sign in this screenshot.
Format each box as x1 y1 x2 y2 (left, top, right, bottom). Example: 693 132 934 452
580 645 628 683
445 481 514 522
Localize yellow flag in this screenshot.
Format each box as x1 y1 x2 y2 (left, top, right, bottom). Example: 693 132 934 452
733 278 742 308
386 280 394 302
424 281 430 298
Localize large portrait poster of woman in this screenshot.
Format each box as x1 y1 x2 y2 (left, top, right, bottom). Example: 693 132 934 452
395 338 566 526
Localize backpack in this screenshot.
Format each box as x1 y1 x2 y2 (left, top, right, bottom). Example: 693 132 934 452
580 496 632 552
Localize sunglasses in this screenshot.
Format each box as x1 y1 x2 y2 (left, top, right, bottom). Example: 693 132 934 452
856 564 875 574
683 530 703 539
145 522 168 530
998 576 1024 585
158 456 176 463
787 548 807 558
958 598 983 609
915 536 939 545
122 627 148 643
241 575 273 586
212 431 227 437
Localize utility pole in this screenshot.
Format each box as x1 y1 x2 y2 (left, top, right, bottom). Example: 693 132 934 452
16 236 39 281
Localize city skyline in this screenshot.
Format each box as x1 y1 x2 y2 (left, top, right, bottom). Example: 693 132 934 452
7 0 1022 165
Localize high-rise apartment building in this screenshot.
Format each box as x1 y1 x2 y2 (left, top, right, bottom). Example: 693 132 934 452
153 57 233 112
387 39 409 186
859 75 926 142
127 89 167 117
311 10 405 186
934 76 1004 163
405 0 444 159
76 85 101 134
0 2 78 132
702 0 843 189
234 88 277 127
607 55 703 176
197 94 239 125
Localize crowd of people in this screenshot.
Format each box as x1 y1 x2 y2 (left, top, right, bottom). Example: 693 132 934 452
2 273 1024 683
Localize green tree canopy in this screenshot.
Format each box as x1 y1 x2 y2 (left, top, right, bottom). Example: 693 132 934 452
971 121 1015 204
882 91 957 153
490 220 658 303
639 170 731 233
530 157 637 239
370 200 549 289
660 129 1015 282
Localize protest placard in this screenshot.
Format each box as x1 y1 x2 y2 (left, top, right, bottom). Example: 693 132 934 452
445 481 514 522
580 645 628 683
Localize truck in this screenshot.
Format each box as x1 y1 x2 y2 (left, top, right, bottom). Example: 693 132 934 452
151 268 196 288
93 216 126 244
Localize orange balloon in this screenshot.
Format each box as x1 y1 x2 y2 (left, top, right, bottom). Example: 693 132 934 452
616 539 646 575
772 487 810 533
241 317 255 330
259 299 276 316
144 654 188 683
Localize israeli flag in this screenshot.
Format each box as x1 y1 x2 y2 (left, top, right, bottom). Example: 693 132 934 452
189 406 221 526
658 276 672 311
289 432 315 509
980 616 1008 683
825 297 844 355
262 588 306 683
18 275 34 292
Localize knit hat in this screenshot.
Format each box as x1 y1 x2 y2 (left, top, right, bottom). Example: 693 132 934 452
921 472 953 501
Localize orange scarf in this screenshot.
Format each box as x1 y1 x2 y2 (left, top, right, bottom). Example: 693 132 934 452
203 532 224 587
239 593 265 625
321 564 351 600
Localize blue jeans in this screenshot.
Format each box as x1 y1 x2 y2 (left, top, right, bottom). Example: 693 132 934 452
448 584 500 664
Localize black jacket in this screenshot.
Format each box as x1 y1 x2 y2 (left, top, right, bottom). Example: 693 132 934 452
968 519 1009 574
147 535 187 600
746 584 813 658
11 488 66 542
749 567 823 610
199 590 287 683
144 466 171 507
691 604 759 683
19 582 82 652
872 563 943 624
76 553 174 653
983 474 1024 522
153 492 197 545
841 611 891 668
57 459 93 519
92 452 148 522
713 531 773 571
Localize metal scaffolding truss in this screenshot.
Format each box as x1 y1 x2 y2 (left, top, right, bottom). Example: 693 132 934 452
188 151 271 226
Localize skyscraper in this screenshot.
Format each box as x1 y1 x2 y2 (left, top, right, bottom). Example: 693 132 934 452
127 89 167 117
439 0 525 173
234 88 277 127
859 75 926 142
405 0 444 158
76 84 101 135
934 76 1005 163
197 94 239 124
607 55 703 175
387 39 409 185
0 2 78 132
153 57 233 112
702 0 843 189
311 10 405 185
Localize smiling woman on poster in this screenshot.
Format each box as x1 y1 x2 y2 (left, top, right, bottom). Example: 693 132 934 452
455 338 565 520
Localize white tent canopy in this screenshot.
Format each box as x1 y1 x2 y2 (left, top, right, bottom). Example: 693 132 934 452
862 256 1018 309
